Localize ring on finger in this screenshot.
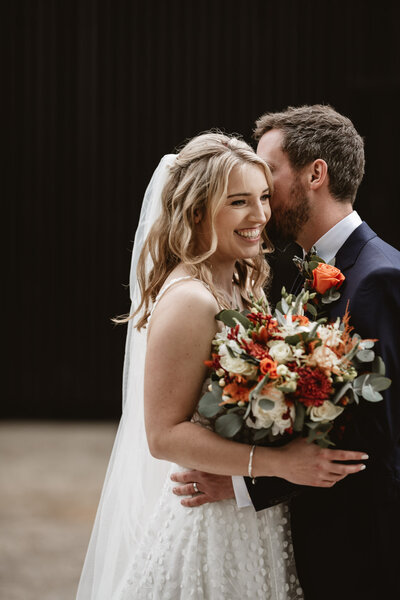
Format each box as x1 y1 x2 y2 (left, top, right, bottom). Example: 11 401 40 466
193 482 199 494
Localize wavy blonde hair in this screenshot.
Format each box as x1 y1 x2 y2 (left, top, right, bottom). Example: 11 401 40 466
131 132 273 329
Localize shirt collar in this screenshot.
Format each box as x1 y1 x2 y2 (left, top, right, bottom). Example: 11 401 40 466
313 211 362 263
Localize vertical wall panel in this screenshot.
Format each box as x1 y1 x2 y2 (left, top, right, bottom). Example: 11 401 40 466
4 0 400 418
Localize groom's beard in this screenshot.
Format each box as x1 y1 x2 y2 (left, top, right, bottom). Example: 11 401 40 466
267 179 310 247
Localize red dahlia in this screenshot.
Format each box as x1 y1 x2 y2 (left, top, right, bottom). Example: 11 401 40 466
293 366 333 407
240 340 270 360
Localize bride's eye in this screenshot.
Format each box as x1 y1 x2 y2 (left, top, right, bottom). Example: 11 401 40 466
260 193 271 202
230 199 246 206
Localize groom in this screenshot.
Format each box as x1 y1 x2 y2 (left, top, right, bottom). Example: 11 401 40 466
171 105 400 599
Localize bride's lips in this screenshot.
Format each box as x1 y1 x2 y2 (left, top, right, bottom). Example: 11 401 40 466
235 227 262 241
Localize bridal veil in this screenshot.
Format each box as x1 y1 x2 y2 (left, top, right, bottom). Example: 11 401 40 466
76 154 177 600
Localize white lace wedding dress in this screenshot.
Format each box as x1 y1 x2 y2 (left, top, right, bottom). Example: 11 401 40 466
117 278 303 600
119 469 302 600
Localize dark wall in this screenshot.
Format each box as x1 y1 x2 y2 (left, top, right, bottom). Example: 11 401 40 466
4 1 400 419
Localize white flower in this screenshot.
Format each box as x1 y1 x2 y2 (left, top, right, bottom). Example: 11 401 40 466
274 315 313 338
276 364 289 376
268 340 293 364
317 321 343 349
309 400 344 422
219 345 257 378
248 384 294 435
308 345 341 374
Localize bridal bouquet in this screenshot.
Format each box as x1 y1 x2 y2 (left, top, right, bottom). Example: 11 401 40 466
199 287 391 447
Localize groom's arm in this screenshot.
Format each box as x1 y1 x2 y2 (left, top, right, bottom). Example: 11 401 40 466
343 267 400 458
244 475 302 511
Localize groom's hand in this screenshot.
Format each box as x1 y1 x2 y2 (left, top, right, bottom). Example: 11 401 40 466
170 470 234 507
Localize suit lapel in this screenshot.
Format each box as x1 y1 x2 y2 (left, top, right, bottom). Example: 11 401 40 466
334 222 377 272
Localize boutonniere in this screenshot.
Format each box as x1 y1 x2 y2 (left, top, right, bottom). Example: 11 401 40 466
293 247 345 317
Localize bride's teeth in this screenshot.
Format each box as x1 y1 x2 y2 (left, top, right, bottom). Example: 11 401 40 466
236 229 260 239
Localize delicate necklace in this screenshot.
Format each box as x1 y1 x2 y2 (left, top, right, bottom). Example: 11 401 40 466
223 285 239 309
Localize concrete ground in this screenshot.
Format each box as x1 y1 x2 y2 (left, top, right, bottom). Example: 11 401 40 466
0 421 117 600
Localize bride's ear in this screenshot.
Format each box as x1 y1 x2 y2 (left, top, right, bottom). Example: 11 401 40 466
194 209 202 224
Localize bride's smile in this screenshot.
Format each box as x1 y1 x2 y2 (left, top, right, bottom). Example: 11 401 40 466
197 162 271 267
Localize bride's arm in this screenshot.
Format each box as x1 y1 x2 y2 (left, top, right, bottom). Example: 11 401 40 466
145 281 368 484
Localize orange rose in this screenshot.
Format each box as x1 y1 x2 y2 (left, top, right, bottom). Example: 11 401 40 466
311 263 345 294
292 315 310 326
221 382 250 404
259 357 278 379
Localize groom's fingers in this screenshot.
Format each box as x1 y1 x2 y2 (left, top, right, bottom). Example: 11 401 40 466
170 470 200 484
173 483 201 496
180 494 214 508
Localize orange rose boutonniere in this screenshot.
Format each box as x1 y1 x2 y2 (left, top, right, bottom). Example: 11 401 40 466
292 246 346 317
312 263 345 295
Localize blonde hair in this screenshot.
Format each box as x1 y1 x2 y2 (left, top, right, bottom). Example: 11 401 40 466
131 132 273 329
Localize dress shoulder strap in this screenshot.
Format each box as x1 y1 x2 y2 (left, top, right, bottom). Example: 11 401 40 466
149 276 209 322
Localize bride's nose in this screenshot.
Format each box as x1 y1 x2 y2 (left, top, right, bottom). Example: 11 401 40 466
249 199 269 224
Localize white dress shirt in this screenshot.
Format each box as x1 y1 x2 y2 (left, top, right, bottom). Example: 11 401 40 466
232 211 363 508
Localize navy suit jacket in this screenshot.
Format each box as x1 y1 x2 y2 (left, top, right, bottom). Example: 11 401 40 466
246 222 400 508
245 222 400 598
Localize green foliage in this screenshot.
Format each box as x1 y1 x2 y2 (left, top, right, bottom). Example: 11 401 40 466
215 413 243 438
216 309 251 329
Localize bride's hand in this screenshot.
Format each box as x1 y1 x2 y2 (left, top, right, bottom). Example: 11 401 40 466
266 437 368 487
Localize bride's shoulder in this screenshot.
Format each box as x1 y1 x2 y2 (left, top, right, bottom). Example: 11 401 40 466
150 275 219 329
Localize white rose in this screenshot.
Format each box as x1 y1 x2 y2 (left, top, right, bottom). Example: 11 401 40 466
219 345 257 378
309 400 344 422
248 384 294 435
268 340 292 364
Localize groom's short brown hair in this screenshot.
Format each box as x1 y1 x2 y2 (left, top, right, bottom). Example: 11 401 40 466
254 104 365 204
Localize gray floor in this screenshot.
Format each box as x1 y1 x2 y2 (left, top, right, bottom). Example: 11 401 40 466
0 421 117 600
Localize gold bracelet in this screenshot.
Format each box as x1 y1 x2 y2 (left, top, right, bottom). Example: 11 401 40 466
248 444 256 484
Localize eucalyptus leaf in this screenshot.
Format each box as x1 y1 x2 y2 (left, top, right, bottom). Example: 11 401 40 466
366 373 391 392
210 379 223 399
356 349 375 362
198 392 222 418
215 413 243 438
372 355 386 375
361 384 383 403
253 428 270 441
354 373 369 392
216 309 251 329
361 340 375 349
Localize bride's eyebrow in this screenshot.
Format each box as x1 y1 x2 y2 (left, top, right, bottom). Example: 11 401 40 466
227 188 270 198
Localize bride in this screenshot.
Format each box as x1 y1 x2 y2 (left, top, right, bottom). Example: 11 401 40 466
77 132 366 599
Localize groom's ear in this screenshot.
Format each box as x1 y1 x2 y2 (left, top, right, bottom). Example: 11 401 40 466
308 159 328 190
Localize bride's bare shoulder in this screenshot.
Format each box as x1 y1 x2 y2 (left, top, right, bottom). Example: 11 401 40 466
149 277 219 333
